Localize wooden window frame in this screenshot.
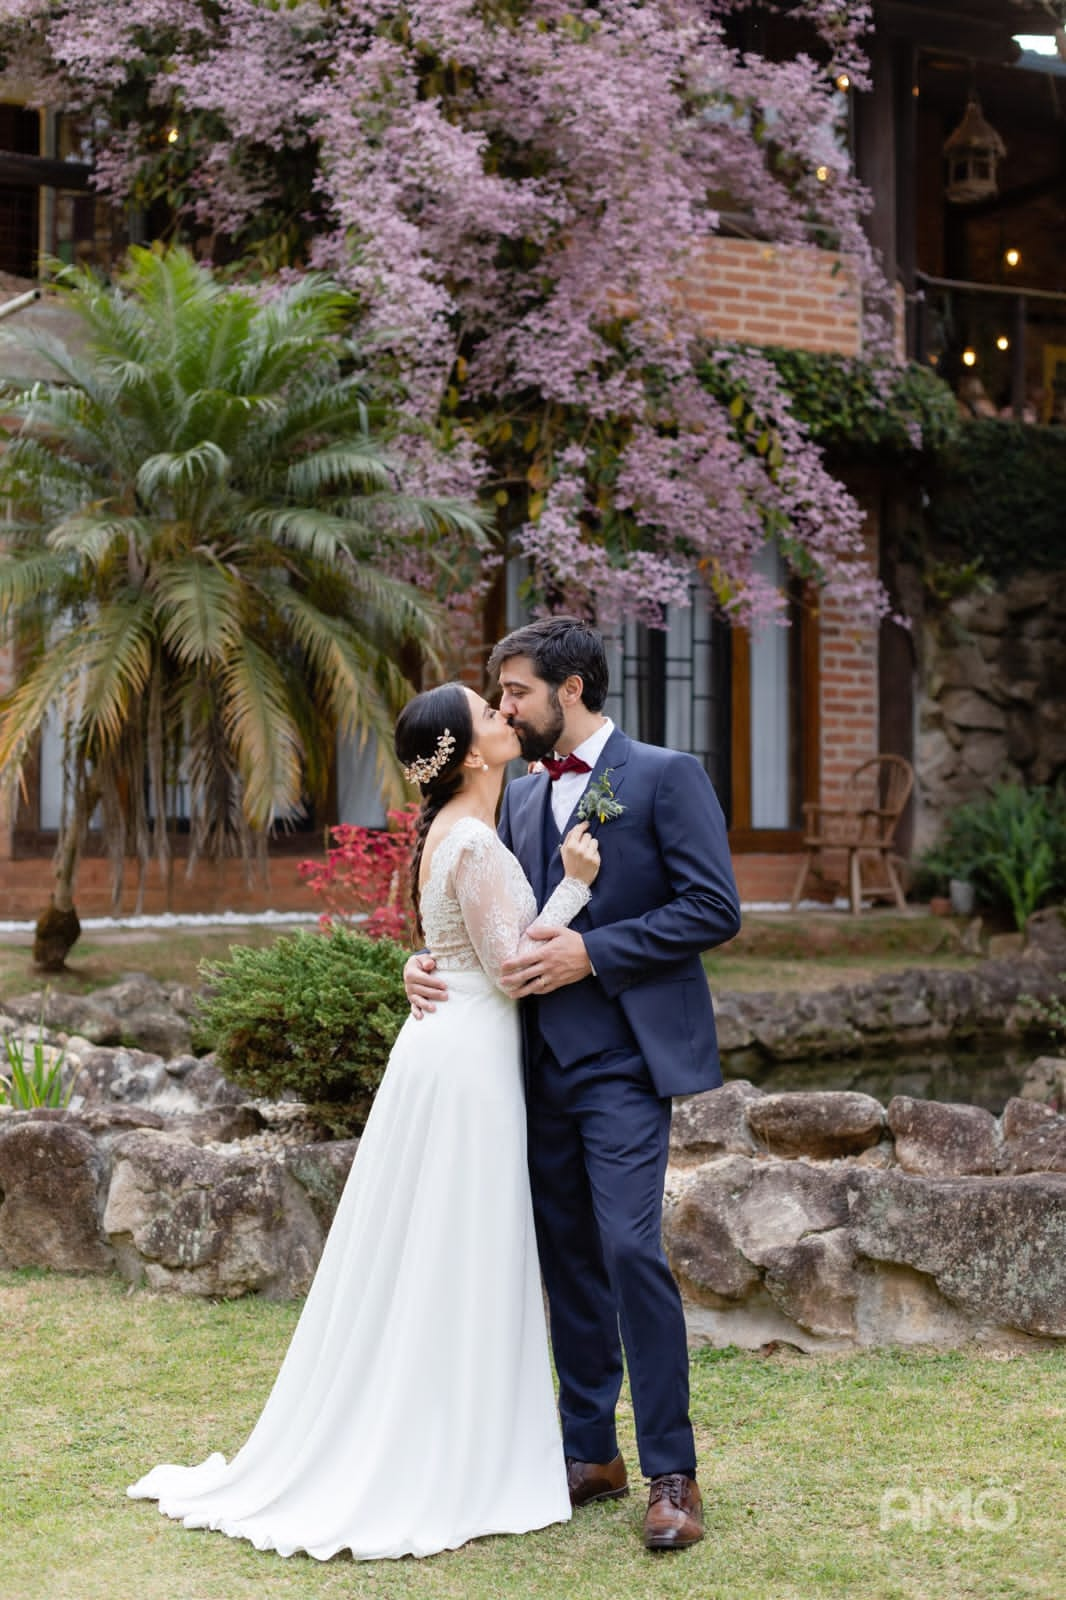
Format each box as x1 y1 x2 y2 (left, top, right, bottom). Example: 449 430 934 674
728 589 820 853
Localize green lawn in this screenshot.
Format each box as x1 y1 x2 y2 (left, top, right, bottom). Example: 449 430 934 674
0 912 981 1007
2 1272 1062 1600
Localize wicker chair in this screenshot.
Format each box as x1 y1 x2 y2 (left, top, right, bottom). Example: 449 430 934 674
790 755 915 915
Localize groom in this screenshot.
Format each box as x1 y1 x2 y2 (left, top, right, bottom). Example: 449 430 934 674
404 616 741 1550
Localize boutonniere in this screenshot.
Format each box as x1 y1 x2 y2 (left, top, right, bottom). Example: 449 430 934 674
576 768 626 824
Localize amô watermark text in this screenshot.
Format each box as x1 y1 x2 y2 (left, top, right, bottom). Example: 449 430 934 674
879 1485 1018 1533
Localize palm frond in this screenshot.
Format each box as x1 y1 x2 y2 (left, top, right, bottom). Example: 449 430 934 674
0 629 86 777
0 551 77 623
48 512 150 569
135 441 230 505
153 558 242 665
355 490 492 546
236 506 369 565
79 591 156 752
285 439 398 499
217 634 304 829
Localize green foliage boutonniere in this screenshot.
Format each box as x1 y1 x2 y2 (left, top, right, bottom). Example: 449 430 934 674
576 768 626 825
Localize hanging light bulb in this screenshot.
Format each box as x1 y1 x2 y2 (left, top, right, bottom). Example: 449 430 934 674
835 72 851 92
996 335 1010 351
166 126 180 145
962 348 978 367
815 165 830 183
1004 247 1021 268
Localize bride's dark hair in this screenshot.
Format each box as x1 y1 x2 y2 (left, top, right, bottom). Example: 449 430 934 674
394 682 474 938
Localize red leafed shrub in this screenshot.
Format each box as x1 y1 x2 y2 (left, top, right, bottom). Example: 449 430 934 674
299 804 419 942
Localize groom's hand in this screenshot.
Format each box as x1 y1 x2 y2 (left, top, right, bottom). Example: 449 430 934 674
501 927 592 997
404 952 449 1019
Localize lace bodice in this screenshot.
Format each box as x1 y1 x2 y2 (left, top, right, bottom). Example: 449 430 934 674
419 816 591 990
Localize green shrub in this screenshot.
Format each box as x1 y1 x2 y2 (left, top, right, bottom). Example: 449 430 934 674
923 419 1066 577
922 783 1066 931
195 928 410 1137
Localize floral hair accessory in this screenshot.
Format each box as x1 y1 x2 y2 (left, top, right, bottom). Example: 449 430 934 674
402 728 457 785
576 768 626 824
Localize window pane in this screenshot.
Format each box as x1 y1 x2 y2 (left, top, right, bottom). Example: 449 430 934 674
749 544 792 827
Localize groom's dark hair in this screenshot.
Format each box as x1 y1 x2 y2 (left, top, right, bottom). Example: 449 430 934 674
488 616 609 712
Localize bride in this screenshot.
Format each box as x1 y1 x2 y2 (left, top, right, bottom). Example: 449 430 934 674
128 680 600 1561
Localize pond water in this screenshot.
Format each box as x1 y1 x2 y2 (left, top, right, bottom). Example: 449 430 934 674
724 1045 1042 1116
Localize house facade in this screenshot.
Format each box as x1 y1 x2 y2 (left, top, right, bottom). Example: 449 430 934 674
2 1 1063 916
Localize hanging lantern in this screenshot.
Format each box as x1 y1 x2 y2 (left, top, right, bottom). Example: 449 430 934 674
944 93 1005 204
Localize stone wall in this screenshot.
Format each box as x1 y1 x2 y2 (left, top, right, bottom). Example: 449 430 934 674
914 570 1066 853
666 1078 1066 1351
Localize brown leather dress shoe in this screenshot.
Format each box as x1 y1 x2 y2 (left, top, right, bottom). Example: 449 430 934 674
566 1453 629 1507
643 1473 704 1550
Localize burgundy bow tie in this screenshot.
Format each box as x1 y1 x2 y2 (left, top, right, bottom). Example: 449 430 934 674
543 753 591 782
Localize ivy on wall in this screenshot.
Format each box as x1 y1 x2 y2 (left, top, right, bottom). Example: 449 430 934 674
698 345 961 460
920 419 1066 576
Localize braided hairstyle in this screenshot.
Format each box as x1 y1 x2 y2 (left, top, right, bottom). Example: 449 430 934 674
394 682 474 939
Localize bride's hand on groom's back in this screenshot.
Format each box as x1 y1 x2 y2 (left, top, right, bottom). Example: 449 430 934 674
404 952 449 1020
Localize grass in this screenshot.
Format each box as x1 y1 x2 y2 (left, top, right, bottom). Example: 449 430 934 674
0 913 982 1007
0 927 308 1005
1 1271 1063 1600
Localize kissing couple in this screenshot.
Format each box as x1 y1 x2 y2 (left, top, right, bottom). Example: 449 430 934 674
129 616 741 1560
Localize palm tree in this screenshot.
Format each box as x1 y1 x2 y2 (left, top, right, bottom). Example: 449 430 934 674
0 247 486 968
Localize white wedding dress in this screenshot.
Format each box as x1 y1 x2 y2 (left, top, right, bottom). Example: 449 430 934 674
128 816 588 1561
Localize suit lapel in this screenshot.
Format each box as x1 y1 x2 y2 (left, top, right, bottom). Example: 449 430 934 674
559 727 632 836
512 771 553 906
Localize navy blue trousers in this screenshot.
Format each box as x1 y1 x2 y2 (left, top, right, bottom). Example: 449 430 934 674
525 1038 695 1480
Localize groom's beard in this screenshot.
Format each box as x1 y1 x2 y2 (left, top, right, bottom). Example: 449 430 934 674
509 691 566 762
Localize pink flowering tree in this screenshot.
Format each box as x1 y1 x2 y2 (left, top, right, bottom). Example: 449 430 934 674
1 0 889 627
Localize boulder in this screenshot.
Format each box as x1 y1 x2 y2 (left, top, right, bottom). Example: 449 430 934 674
1026 907 1066 968
663 1160 762 1305
762 1228 859 1340
710 994 756 1053
663 1155 851 1306
0 1119 113 1272
746 990 863 1061
1000 1096 1059 1143
72 1046 169 1105
1019 1056 1066 1112
1003 1114 1066 1176
284 1140 360 1228
887 1096 999 1177
670 1080 763 1163
948 591 1008 635
103 1131 322 1299
847 1167 1066 1337
181 1056 249 1108
939 690 1007 732
119 1004 191 1060
3 991 122 1046
168 1104 265 1145
746 1091 884 1159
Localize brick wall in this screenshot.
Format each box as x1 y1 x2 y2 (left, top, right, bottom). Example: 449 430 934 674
817 519 881 808
684 238 862 357
0 852 321 921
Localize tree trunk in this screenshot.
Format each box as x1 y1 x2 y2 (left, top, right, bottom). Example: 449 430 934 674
33 769 99 971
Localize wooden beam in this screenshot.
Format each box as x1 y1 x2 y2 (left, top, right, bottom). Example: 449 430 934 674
0 152 92 191
876 2 1024 64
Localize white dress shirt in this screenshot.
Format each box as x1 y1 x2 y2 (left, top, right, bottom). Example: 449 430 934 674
550 718 615 834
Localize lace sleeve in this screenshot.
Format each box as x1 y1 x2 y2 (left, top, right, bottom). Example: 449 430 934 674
451 824 591 990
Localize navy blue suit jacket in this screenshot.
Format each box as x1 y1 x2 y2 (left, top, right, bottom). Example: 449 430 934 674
497 727 741 1098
